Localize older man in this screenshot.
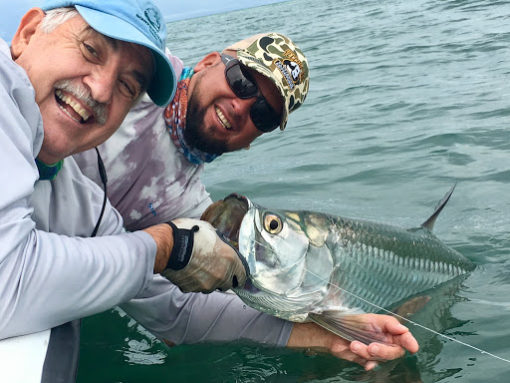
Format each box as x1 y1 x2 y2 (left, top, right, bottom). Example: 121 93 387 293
75 33 419 369
0 0 249 344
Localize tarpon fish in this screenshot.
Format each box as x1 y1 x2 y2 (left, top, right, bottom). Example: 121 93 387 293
201 187 475 344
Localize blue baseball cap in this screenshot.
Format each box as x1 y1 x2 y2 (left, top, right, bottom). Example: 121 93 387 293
42 0 176 106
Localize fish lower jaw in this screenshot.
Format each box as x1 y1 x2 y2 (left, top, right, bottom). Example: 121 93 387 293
236 292 311 322
288 313 310 322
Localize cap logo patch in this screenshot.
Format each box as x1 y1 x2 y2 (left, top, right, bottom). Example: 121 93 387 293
274 60 294 89
274 48 304 90
285 60 301 82
136 7 163 45
144 7 161 31
283 49 304 82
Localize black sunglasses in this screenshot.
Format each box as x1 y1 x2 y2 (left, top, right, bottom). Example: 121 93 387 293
220 54 281 132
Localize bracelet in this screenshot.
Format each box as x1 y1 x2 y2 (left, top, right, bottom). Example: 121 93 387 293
166 221 199 270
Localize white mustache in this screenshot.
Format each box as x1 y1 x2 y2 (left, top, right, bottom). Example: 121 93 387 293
54 80 108 124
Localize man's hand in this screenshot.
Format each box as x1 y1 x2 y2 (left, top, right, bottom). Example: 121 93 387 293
287 314 419 371
149 218 247 293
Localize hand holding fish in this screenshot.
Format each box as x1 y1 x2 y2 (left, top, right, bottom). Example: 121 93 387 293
287 315 419 370
159 218 248 292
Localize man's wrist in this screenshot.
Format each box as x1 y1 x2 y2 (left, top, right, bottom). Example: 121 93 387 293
287 322 335 350
144 223 174 273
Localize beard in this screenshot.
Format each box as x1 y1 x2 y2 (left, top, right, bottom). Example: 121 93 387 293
184 86 228 156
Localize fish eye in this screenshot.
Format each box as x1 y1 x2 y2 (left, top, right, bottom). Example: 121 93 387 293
263 213 283 234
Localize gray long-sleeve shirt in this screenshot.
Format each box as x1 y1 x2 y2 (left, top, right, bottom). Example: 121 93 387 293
0 39 156 339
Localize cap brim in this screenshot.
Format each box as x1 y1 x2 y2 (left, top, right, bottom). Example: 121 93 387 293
237 52 289 130
75 5 175 106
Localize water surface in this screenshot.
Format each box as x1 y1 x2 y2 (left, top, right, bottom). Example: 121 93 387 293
79 0 510 381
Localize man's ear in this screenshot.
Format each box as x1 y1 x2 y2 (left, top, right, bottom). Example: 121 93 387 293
11 8 45 60
193 52 221 73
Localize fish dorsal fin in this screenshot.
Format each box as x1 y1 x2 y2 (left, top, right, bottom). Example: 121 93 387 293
420 184 456 231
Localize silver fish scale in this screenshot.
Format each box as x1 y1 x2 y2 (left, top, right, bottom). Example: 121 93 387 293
325 216 473 312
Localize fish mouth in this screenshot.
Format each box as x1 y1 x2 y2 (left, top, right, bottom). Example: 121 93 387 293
201 193 251 249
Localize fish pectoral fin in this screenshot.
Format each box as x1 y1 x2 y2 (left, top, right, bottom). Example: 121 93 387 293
391 295 431 321
308 311 392 345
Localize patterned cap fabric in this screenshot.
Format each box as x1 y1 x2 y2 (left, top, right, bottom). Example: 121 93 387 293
226 32 309 130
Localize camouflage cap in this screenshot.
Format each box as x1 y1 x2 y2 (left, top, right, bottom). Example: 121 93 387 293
226 32 309 130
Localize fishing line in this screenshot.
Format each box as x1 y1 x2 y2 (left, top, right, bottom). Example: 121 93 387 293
247 236 509 362
304 269 510 364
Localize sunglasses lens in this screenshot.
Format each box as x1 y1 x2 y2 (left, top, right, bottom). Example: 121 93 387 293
251 97 281 132
225 64 258 99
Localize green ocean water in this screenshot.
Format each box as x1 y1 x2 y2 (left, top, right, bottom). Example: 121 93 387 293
78 0 510 381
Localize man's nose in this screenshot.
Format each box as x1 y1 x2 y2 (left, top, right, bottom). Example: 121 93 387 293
83 68 116 105
232 96 255 117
